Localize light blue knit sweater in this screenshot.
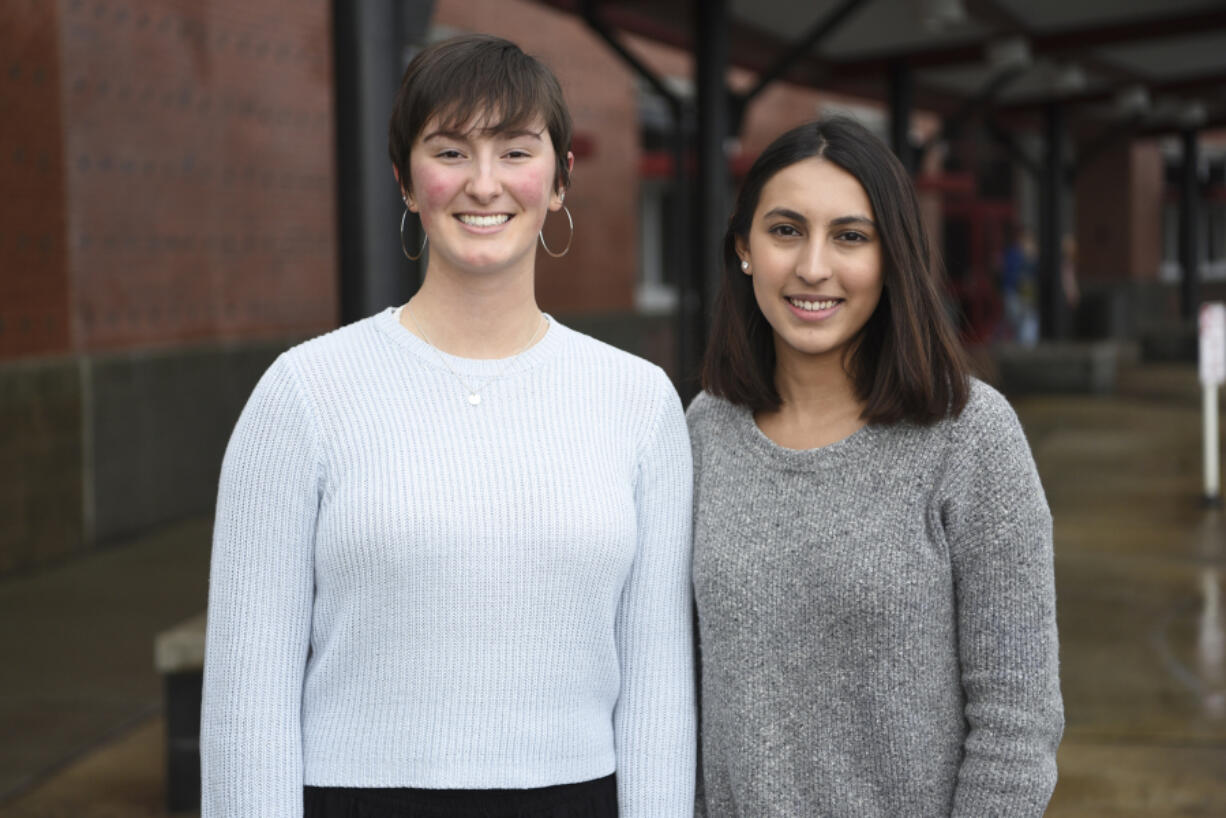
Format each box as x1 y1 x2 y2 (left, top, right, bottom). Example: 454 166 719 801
200 308 696 817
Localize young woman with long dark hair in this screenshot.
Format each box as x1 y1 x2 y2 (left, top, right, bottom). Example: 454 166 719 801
689 117 1062 816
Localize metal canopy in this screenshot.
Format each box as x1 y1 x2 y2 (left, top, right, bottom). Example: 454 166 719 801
535 0 1226 132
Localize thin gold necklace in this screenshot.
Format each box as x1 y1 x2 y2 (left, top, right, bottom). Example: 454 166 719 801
404 303 547 406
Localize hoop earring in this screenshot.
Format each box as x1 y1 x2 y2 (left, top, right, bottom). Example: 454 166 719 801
538 204 574 258
401 207 427 261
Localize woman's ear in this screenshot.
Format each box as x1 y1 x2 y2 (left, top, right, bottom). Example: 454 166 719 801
735 237 750 274
393 164 415 211
551 151 576 211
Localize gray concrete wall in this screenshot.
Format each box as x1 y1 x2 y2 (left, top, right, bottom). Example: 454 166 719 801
89 342 291 545
2 311 677 578
2 340 291 577
0 359 84 574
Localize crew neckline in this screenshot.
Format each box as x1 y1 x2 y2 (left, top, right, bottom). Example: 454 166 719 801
373 305 564 377
728 398 878 471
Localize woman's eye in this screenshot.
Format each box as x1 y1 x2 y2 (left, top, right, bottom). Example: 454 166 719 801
837 230 869 243
504 148 533 159
769 224 801 237
436 149 463 159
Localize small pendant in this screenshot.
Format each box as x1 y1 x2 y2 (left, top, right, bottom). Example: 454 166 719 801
467 393 482 406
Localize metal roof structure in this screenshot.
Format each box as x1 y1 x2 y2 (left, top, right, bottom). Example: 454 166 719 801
535 0 1226 134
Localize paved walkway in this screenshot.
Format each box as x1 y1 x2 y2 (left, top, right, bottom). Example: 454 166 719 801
2 364 1225 816
0 519 211 816
1031 371 1226 816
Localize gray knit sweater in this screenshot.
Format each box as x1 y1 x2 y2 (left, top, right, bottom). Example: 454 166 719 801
687 380 1062 817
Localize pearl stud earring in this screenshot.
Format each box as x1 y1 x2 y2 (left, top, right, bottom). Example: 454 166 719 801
741 260 750 272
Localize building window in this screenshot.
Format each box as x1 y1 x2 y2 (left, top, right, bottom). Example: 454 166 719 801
638 178 679 312
635 77 691 314
1161 153 1225 281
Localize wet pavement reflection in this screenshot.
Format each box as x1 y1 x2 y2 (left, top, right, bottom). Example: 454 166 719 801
1021 374 1226 816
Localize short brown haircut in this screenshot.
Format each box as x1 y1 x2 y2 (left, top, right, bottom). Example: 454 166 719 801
702 118 969 425
387 35 573 195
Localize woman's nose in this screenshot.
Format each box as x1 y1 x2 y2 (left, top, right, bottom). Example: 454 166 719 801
796 245 833 284
465 157 501 201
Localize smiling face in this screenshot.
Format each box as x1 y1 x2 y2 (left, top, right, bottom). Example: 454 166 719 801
404 112 569 279
737 156 884 369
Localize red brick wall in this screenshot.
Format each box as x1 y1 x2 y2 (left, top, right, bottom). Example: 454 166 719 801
0 0 70 359
1076 140 1163 283
0 0 338 362
1128 142 1164 282
1076 141 1132 282
60 0 337 352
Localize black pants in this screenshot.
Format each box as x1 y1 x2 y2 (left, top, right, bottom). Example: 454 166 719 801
303 774 618 818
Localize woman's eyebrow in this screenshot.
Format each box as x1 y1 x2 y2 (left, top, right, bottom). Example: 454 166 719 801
829 215 877 229
495 129 544 140
761 207 808 225
422 129 469 142
422 128 543 143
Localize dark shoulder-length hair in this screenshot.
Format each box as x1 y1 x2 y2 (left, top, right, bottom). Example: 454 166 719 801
702 117 970 425
387 34 573 194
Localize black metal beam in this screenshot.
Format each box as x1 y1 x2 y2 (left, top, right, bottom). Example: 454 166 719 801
740 0 867 104
1181 128 1201 320
579 0 683 115
889 60 916 174
334 1 430 323
695 0 731 394
1039 101 1066 340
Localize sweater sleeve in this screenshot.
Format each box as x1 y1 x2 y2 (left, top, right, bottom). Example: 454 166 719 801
614 370 698 816
942 387 1063 816
201 353 323 818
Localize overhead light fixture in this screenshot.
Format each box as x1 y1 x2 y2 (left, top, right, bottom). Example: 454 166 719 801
986 36 1031 73
1113 85 1150 117
1179 101 1208 129
915 0 967 31
1051 63 1087 95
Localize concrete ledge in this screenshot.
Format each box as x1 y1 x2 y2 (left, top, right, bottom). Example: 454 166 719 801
996 341 1121 395
154 611 205 674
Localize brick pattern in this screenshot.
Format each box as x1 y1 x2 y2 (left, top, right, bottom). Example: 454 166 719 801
0 0 71 359
59 0 338 351
1128 143 1163 282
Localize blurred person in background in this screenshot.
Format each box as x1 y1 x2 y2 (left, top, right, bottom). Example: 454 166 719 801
201 34 695 818
688 118 1062 816
1061 233 1080 311
1001 223 1039 346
